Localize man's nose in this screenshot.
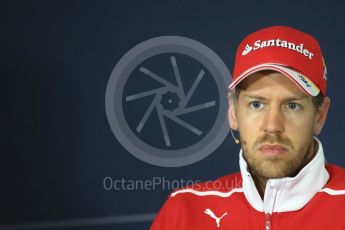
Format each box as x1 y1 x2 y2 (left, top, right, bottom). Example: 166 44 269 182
261 107 285 134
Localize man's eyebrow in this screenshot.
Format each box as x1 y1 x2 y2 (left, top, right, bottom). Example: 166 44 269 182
282 96 308 101
242 94 268 100
242 94 308 101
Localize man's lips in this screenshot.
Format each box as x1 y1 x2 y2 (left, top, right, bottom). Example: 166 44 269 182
259 144 288 156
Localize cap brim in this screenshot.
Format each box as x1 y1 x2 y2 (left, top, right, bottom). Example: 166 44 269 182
229 64 320 96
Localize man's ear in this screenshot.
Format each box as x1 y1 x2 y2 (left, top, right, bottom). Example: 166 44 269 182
228 98 239 131
313 96 330 135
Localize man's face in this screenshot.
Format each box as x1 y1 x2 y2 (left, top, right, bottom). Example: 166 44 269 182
228 71 329 179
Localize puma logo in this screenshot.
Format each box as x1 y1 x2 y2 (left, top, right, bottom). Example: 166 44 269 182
204 208 228 228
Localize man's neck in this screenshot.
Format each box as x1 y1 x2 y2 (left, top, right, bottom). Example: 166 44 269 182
252 139 318 199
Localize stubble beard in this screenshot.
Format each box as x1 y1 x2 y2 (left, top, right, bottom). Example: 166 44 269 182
241 134 315 180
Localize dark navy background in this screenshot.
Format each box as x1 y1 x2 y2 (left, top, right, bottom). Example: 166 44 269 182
3 0 345 229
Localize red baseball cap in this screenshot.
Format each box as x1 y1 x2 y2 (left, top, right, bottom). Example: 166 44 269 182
229 26 327 96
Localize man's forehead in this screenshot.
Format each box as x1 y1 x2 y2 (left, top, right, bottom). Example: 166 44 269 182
239 70 284 88
238 70 309 98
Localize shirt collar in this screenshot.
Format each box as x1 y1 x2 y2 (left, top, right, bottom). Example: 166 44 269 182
240 137 329 213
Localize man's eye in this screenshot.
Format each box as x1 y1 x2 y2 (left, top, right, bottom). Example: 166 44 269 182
287 102 300 110
250 101 263 109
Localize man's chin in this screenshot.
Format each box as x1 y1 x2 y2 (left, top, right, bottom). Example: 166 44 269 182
253 163 292 179
245 154 297 178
